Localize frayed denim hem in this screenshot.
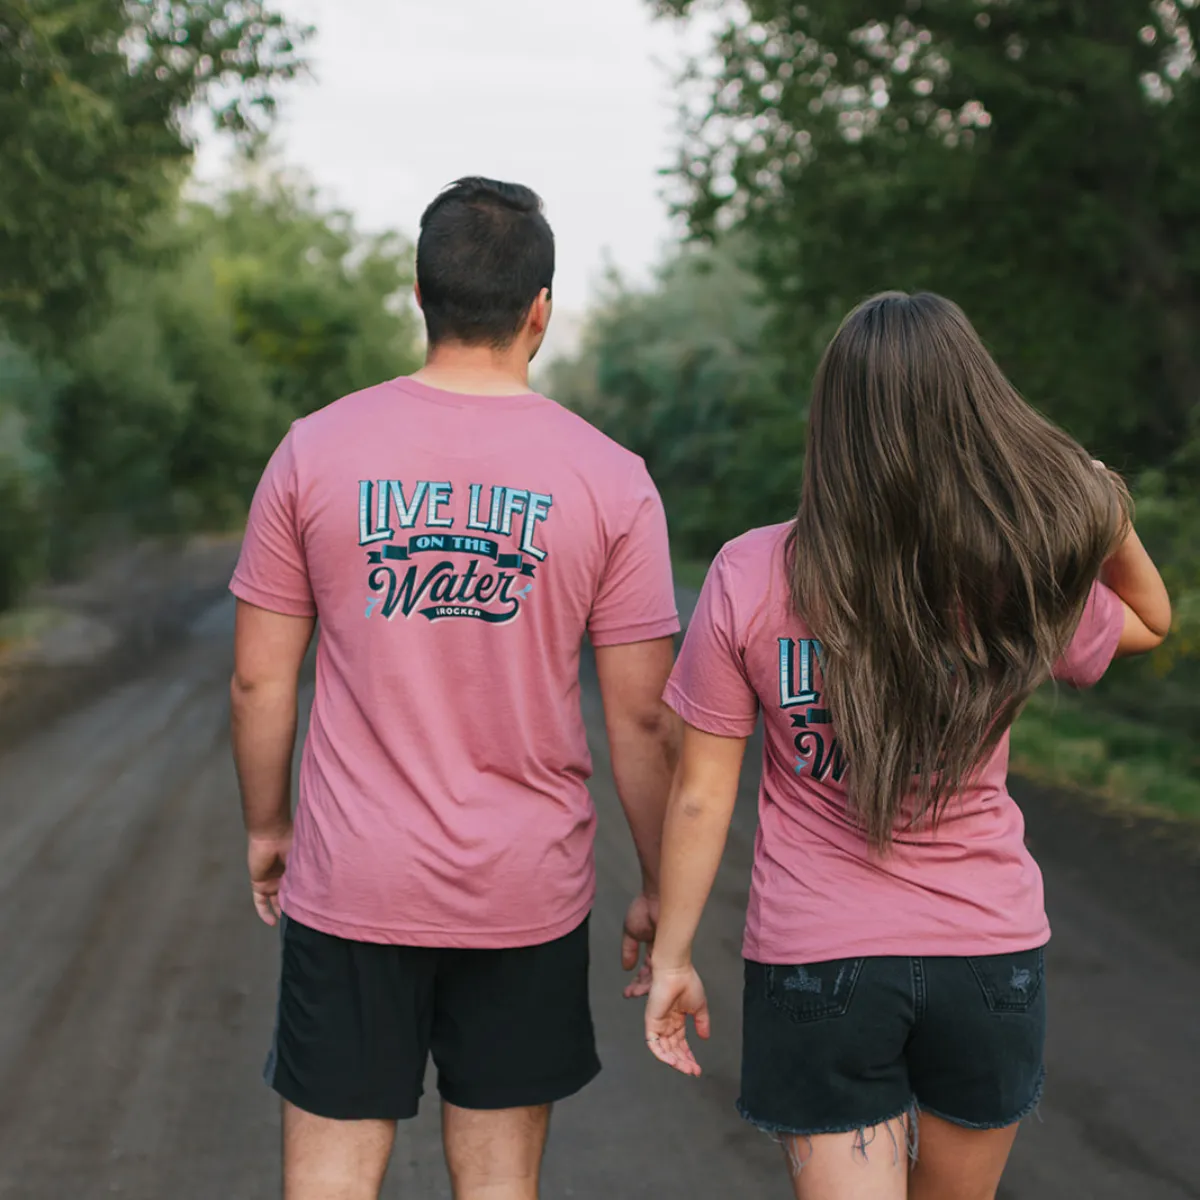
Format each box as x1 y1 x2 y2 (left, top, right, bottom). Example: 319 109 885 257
915 1067 1046 1132
737 1100 919 1175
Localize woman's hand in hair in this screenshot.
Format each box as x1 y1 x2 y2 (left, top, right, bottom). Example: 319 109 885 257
645 964 710 1077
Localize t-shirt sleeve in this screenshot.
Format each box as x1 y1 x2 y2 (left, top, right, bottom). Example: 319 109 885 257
229 426 316 617
663 552 759 738
587 460 681 647
1051 581 1124 688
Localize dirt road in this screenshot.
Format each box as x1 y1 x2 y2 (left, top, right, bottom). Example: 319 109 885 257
0 593 1196 1198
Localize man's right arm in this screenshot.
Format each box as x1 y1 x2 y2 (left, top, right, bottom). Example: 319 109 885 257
595 636 680 895
231 601 315 925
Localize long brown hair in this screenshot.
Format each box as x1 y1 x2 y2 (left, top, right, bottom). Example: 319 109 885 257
792 292 1129 849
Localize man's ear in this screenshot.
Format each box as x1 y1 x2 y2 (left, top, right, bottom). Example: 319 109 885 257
529 288 552 336
413 280 423 310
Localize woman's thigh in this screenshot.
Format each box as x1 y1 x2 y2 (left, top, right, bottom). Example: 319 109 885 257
908 1111 1020 1200
783 1116 911 1200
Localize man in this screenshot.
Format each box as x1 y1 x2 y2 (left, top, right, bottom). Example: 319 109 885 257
229 177 680 1200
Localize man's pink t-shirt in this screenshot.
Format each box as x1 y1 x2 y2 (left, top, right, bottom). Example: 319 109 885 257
664 522 1124 964
231 377 679 949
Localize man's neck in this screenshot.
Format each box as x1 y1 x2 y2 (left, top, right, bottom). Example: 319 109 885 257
412 342 533 397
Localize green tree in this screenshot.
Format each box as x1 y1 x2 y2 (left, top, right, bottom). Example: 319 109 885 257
41 172 422 539
0 0 308 343
652 0 1200 725
0 7 425 611
652 0 1200 472
550 242 796 557
201 174 422 422
0 341 57 608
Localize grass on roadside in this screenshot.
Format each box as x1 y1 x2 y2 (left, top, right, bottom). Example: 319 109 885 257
0 606 64 661
1011 687 1200 821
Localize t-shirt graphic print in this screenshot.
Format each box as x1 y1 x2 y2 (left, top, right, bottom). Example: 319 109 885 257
357 478 551 626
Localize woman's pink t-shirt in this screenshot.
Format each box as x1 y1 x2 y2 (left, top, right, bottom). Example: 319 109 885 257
664 522 1124 964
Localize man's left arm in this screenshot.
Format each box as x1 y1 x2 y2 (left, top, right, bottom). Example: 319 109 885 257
587 458 682 990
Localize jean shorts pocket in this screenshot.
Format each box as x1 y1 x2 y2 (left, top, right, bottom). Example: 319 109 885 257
764 958 865 1023
967 947 1045 1014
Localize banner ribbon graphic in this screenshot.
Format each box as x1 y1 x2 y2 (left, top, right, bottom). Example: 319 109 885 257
366 536 536 577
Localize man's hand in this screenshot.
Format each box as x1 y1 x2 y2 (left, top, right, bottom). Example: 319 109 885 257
621 892 658 998
248 827 292 926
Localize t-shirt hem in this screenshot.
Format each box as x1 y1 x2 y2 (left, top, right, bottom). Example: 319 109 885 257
742 925 1052 965
280 892 595 949
229 575 316 618
663 680 757 739
589 615 681 647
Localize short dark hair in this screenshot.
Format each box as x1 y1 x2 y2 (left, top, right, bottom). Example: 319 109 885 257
416 177 555 348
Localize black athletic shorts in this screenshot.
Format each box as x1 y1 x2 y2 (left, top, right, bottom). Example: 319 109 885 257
740 948 1046 1137
264 913 601 1120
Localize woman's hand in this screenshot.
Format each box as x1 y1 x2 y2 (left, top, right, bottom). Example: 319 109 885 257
645 964 710 1077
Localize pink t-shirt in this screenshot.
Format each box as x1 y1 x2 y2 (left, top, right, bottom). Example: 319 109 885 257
231 377 679 948
664 522 1124 964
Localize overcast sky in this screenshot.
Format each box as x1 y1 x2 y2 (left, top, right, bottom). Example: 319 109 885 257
199 0 711 359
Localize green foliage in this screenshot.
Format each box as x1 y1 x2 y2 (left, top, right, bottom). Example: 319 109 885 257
549 242 801 558
34 172 423 546
1012 686 1200 819
0 0 423 611
1083 470 1200 744
200 178 421 421
631 0 1200 775
1130 472 1200 663
0 7 422 613
0 0 309 343
653 0 1200 475
0 342 55 609
2 165 422 598
671 557 713 592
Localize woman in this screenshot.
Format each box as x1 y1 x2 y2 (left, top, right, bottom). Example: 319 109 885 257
643 292 1171 1199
